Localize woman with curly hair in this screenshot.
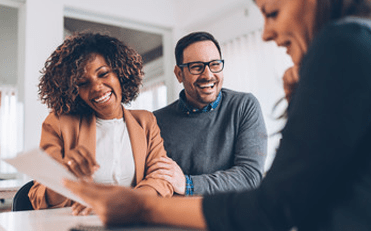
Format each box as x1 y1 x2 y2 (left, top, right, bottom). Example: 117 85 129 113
28 32 173 215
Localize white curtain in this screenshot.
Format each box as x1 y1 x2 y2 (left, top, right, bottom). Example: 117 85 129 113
221 30 293 171
0 86 23 176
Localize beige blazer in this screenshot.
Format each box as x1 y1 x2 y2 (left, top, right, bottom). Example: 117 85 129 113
29 107 173 209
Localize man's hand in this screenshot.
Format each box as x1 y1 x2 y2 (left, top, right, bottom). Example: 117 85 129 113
146 156 186 195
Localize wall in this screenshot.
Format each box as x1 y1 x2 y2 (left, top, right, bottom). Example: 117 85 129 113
175 0 262 42
0 5 18 85
63 0 177 29
21 0 64 151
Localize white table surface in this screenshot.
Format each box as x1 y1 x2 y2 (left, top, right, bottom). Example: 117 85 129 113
0 207 102 231
0 207 199 231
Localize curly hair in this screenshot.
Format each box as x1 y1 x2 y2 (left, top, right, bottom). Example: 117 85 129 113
38 31 143 116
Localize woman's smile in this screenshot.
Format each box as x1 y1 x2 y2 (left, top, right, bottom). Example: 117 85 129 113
93 91 112 104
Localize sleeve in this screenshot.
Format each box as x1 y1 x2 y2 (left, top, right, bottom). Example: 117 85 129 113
202 23 371 230
134 112 174 197
28 113 74 209
191 94 268 195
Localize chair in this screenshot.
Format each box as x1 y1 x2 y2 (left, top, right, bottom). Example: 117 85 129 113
11 180 34 211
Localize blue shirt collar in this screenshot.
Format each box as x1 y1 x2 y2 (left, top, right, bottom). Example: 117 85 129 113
178 89 222 114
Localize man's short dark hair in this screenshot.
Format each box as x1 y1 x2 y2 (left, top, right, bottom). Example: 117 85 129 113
175 31 222 66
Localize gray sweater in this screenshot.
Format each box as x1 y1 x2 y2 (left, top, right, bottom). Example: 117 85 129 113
154 88 267 195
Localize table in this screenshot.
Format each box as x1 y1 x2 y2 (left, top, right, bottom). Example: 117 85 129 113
0 208 101 231
0 207 200 231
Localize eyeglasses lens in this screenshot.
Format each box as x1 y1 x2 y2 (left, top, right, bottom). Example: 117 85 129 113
188 60 223 75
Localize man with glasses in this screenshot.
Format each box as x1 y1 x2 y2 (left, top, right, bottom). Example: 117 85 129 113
147 31 267 196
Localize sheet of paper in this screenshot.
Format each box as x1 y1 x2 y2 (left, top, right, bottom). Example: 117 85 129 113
2 148 88 207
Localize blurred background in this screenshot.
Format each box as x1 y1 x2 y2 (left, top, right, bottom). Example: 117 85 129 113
0 0 292 180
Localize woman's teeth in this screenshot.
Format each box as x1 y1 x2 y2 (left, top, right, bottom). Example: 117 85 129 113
94 92 112 103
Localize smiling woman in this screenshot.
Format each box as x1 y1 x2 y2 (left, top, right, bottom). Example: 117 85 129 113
75 54 124 120
28 32 173 215
38 32 142 116
258 0 316 65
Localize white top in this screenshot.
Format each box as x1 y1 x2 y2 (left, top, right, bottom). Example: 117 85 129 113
93 117 135 187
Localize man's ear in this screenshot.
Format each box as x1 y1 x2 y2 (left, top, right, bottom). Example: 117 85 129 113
174 66 183 83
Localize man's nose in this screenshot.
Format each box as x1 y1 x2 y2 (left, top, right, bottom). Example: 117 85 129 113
201 65 214 78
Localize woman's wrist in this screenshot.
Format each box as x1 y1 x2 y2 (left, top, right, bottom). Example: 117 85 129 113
135 191 160 225
140 194 207 229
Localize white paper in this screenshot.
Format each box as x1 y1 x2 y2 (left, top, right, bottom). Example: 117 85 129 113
2 148 89 207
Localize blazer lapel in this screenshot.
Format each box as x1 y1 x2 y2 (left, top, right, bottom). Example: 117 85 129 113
123 108 147 185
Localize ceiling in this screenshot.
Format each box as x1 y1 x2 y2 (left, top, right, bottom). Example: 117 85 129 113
64 17 163 64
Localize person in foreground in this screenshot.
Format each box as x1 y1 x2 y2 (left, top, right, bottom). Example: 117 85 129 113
64 0 371 230
29 32 173 215
149 31 267 196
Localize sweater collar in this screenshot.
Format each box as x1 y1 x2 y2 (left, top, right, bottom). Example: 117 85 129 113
178 89 222 114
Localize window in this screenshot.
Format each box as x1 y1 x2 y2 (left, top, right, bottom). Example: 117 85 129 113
0 86 23 178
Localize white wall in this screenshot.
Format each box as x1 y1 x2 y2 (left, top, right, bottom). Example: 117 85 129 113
0 5 18 85
63 0 177 29
21 0 64 151
174 0 261 42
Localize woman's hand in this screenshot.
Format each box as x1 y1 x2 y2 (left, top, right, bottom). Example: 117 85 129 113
63 146 100 179
43 146 99 207
63 180 147 226
71 202 94 216
283 65 300 102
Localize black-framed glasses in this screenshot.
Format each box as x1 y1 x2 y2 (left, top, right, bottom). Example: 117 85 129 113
178 59 224 75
